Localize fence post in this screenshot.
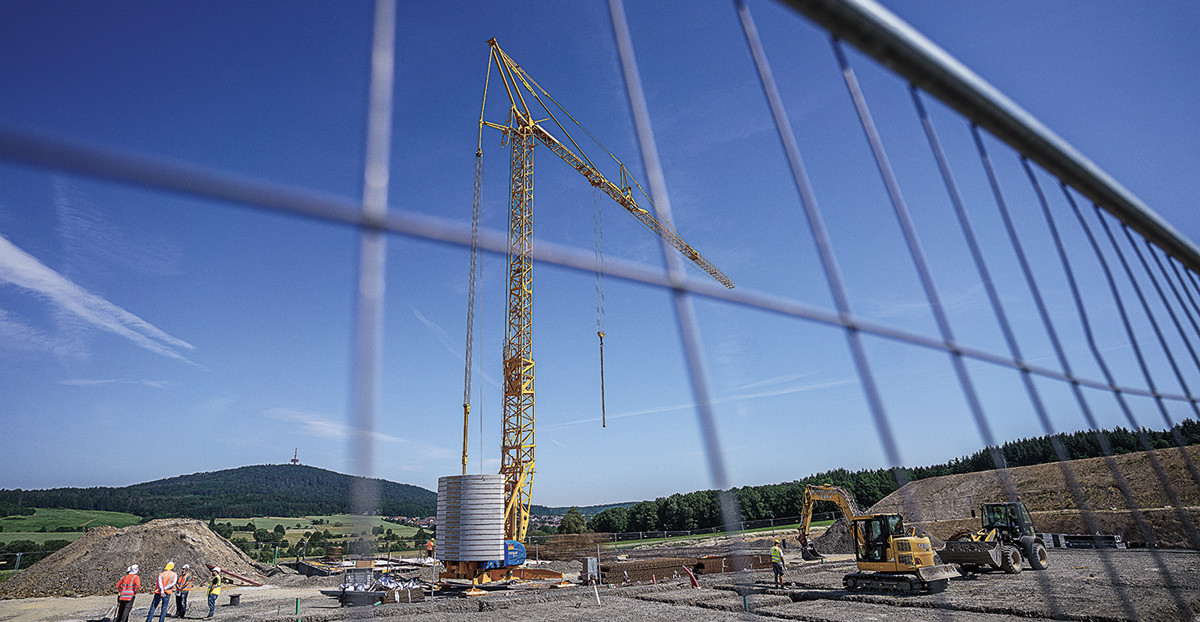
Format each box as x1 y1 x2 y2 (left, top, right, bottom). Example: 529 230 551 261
13 552 21 574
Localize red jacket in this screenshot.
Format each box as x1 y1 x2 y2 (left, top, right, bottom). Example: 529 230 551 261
117 574 140 601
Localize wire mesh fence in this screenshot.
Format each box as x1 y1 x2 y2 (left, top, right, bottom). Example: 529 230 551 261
2 0 1199 617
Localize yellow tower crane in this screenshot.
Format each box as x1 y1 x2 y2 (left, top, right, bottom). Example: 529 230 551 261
476 38 734 546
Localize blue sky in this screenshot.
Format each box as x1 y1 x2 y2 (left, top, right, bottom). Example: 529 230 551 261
1 1 1198 508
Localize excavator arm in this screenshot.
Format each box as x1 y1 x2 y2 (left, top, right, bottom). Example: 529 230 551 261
801 484 864 538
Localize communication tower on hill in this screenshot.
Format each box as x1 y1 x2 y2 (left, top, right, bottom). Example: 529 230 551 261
290 448 300 466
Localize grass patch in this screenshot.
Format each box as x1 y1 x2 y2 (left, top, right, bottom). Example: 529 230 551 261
0 532 87 546
0 508 141 533
215 515 421 541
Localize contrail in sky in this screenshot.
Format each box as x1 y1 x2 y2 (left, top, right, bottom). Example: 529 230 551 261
0 234 193 361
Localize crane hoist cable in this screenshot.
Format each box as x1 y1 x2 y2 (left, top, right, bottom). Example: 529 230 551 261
460 51 493 477
593 187 606 428
461 150 482 476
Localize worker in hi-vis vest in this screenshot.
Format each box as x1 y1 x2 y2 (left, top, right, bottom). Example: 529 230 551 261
206 567 223 619
174 563 193 618
114 564 140 622
770 540 785 588
145 562 177 622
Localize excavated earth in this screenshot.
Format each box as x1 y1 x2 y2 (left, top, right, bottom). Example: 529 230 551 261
0 519 265 599
870 445 1200 549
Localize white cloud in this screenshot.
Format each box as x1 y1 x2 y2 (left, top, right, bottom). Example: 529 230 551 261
0 308 58 352
0 234 193 361
264 407 406 444
731 377 856 400
58 378 168 388
411 306 500 388
543 375 856 430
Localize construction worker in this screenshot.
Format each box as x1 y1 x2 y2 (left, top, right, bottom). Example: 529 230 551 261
205 567 222 619
145 562 177 622
426 538 435 560
114 565 140 622
174 563 192 618
770 540 785 588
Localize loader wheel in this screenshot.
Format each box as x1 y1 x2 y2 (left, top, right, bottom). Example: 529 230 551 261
1000 545 1022 574
1027 541 1049 570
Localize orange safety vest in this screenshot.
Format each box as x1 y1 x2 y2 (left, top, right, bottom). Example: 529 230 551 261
156 570 177 595
177 571 192 592
117 574 140 600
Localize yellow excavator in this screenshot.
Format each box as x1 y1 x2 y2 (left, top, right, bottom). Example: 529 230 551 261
800 484 958 593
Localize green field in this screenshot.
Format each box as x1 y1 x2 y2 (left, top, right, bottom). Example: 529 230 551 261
213 514 423 549
0 508 142 544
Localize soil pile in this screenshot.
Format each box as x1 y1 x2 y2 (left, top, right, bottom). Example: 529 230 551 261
868 445 1200 548
811 519 853 554
0 518 265 599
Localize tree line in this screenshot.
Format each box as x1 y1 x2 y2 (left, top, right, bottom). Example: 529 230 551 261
583 419 1200 534
0 464 436 519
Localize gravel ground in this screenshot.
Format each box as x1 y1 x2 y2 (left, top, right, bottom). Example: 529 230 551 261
2 549 1198 621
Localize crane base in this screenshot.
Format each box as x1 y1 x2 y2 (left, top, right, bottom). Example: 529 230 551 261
441 560 565 585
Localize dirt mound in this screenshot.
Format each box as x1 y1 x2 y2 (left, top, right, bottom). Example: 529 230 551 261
811 519 853 554
0 518 265 599
868 445 1200 548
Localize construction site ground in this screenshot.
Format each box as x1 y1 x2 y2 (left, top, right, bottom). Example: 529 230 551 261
2 547 1198 621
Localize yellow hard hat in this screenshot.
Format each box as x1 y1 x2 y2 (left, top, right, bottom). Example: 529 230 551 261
165 562 175 571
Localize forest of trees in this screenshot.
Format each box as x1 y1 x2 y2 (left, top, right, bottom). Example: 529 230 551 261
586 419 1200 534
0 465 436 519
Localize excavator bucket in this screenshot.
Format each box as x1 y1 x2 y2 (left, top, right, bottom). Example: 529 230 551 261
800 544 824 561
916 563 961 583
938 539 1002 567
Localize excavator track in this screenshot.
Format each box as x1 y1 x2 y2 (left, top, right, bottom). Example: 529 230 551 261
843 571 948 594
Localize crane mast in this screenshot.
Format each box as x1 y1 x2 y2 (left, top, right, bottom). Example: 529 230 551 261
500 123 536 543
480 38 733 544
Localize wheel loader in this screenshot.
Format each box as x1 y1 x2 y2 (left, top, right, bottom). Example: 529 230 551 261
938 501 1048 574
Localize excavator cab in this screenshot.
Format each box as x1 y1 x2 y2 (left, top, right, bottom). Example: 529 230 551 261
854 514 901 563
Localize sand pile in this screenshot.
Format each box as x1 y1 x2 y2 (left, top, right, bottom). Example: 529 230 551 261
0 519 265 599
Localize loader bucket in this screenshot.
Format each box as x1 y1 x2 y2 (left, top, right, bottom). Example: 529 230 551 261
938 539 1002 567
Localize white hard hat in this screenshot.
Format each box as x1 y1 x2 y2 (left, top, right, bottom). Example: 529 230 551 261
213 567 222 573
128 565 138 573
183 564 190 569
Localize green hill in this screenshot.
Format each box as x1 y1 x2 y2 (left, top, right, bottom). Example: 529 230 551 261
0 465 435 520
